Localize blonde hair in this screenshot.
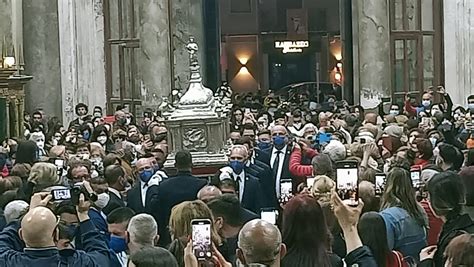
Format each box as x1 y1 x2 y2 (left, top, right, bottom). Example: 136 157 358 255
169 200 222 245
311 175 335 203
90 143 105 158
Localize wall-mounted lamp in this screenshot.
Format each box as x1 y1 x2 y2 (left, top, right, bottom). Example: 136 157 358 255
239 66 250 75
336 61 343 69
335 72 342 82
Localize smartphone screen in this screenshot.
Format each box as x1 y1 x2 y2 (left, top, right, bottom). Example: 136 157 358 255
411 170 421 188
192 219 212 261
54 159 64 168
51 189 71 201
261 209 278 225
336 161 359 206
280 179 293 204
375 173 386 195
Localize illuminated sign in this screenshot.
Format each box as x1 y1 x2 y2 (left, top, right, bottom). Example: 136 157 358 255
275 41 310 54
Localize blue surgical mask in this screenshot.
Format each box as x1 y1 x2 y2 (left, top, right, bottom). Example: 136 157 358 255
272 136 286 149
389 110 399 116
230 160 245 174
429 137 438 148
468 103 474 111
83 131 90 140
257 142 271 151
422 100 431 108
139 169 154 183
65 224 79 241
109 235 128 253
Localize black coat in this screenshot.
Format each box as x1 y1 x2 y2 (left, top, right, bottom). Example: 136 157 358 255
239 173 264 214
102 191 125 215
420 214 474 267
267 144 300 192
152 171 207 247
245 159 278 208
126 184 158 215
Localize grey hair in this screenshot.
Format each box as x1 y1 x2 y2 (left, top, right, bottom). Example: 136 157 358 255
238 219 282 264
230 145 248 155
127 214 157 247
4 200 29 223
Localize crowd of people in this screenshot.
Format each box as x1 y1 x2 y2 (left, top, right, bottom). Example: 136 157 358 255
0 85 474 266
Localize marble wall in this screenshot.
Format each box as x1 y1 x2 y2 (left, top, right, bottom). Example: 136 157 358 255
172 0 206 92
23 0 62 116
444 0 474 106
352 0 391 108
57 0 107 125
137 0 172 108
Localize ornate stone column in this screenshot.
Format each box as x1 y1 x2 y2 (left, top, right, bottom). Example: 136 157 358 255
352 0 391 108
171 0 206 93
23 0 62 116
57 0 107 125
137 0 172 109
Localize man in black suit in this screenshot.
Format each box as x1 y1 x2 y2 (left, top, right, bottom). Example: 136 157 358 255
126 158 159 215
241 123 270 165
212 145 263 214
152 150 207 247
269 125 299 197
207 194 259 263
103 165 128 215
235 137 278 208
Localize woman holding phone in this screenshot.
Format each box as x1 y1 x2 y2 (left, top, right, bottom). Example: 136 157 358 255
379 167 428 263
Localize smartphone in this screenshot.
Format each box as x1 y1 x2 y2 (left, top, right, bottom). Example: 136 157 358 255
336 161 359 206
191 219 212 261
51 189 71 201
261 208 278 225
381 97 392 103
375 173 386 195
318 133 332 144
280 179 293 204
54 159 64 169
411 168 421 188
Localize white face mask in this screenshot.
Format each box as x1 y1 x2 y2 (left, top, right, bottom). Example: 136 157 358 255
126 118 131 125
94 193 110 209
97 136 107 145
78 153 90 160
36 141 45 149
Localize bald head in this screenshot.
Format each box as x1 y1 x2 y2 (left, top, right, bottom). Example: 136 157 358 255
20 207 57 248
271 125 287 136
238 219 285 266
197 186 222 203
364 113 378 125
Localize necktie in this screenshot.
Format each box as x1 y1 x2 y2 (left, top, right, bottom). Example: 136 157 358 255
234 174 241 197
272 150 282 178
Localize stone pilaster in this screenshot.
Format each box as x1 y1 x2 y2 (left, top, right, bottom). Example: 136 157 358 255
137 0 172 108
0 0 13 55
171 0 206 92
444 0 474 106
352 0 391 108
23 0 62 116
58 0 107 125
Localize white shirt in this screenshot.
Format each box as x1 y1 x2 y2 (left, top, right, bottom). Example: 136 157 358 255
271 145 287 197
140 177 160 207
233 170 245 202
108 187 122 200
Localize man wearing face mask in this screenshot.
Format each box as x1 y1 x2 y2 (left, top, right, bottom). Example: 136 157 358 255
93 106 103 118
219 145 263 214
113 110 128 132
103 165 129 215
270 125 297 194
126 158 159 214
107 208 136 266
287 110 306 137
405 92 433 117
69 103 92 129
0 192 111 266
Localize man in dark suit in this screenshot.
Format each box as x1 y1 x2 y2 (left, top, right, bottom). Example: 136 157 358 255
241 123 271 165
126 158 159 215
103 165 128 215
152 150 207 247
212 145 264 214
235 137 278 208
270 125 300 196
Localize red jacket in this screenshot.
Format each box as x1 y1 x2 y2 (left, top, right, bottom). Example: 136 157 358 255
289 147 318 177
420 200 444 246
